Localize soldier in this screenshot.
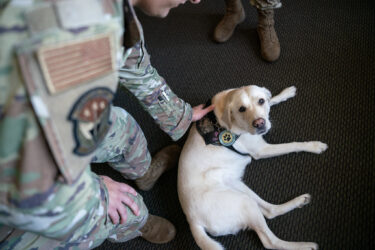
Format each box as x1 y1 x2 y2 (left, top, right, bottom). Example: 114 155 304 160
214 0 282 62
0 0 212 249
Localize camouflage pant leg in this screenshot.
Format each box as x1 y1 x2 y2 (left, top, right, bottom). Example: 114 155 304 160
92 106 151 180
0 168 148 250
250 0 282 10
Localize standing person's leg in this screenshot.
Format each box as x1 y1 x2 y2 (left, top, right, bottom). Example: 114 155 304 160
251 0 282 62
214 0 246 43
214 0 282 62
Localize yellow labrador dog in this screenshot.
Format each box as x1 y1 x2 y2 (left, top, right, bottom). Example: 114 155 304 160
178 85 327 250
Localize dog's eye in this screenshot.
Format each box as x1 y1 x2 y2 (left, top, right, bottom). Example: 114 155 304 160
239 106 246 112
258 98 265 105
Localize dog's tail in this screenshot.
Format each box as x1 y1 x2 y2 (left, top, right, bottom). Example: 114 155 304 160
190 223 223 250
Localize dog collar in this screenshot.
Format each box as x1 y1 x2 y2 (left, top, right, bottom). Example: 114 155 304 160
196 100 250 157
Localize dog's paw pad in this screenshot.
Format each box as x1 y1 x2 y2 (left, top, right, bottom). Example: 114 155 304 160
298 194 311 208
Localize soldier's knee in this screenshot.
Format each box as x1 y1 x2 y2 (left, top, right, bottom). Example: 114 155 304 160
107 194 149 243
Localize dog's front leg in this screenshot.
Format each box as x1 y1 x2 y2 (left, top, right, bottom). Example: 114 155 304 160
269 86 296 106
241 136 328 159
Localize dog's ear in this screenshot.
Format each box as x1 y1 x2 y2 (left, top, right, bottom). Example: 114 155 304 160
214 88 235 129
221 103 233 129
262 87 272 100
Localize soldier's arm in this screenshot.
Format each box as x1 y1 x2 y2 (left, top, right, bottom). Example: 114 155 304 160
118 43 193 141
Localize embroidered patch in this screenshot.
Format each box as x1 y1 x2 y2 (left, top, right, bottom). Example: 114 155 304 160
219 130 236 146
69 88 114 155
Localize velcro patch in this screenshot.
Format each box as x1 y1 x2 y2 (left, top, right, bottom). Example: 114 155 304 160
26 4 58 34
55 0 106 29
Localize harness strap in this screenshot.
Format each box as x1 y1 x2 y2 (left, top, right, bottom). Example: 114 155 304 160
228 145 251 157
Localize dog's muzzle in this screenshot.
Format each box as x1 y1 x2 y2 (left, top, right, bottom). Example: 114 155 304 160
252 118 268 134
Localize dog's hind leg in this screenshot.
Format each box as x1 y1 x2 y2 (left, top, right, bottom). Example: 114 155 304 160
254 220 318 250
246 203 318 250
190 223 224 250
258 193 312 219
233 182 311 219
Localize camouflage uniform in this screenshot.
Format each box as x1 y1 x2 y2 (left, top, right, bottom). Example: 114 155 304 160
0 0 192 249
250 0 282 10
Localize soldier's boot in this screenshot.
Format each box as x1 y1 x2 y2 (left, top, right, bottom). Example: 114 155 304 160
135 145 181 191
214 0 246 43
140 215 176 244
257 9 280 62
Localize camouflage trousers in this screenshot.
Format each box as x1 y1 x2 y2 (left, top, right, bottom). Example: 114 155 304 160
0 106 151 249
250 0 282 10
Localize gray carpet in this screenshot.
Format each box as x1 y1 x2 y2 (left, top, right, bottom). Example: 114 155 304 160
93 0 375 249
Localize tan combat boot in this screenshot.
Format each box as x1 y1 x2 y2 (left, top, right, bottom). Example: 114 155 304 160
214 0 246 43
135 144 181 191
140 215 176 244
257 9 280 62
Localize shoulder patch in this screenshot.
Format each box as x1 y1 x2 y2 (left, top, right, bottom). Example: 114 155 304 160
68 87 114 155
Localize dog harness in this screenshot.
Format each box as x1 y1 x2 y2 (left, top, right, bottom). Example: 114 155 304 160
196 101 250 157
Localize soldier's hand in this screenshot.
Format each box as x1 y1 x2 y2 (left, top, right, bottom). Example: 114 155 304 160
192 104 215 122
100 175 140 224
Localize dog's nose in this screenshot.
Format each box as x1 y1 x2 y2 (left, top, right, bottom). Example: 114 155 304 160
252 118 265 129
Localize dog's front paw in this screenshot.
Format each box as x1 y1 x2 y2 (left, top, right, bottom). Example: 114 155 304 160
283 86 297 99
305 141 328 154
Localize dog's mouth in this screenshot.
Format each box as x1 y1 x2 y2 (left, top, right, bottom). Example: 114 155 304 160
256 127 268 135
248 127 268 135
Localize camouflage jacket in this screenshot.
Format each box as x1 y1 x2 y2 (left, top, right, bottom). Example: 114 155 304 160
0 0 192 211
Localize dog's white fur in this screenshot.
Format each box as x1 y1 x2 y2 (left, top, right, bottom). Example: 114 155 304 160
178 85 327 250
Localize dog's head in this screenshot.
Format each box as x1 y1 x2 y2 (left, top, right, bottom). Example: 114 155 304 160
213 85 272 135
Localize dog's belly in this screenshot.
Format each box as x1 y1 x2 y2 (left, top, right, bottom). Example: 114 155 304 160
178 126 255 236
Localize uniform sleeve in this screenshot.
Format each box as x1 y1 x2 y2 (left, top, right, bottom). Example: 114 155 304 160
118 42 193 141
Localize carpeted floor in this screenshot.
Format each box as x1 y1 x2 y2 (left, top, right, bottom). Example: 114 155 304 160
93 0 374 249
